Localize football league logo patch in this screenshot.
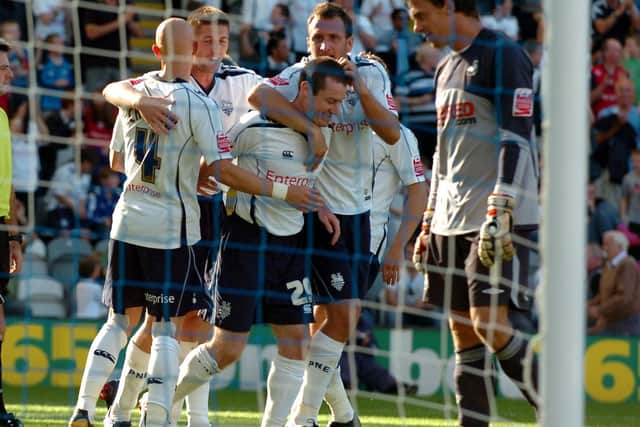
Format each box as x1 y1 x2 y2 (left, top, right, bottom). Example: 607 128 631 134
512 88 533 117
267 75 289 86
386 94 398 111
216 133 231 153
413 157 424 177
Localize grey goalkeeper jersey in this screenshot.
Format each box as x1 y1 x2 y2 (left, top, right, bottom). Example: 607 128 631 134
430 28 540 236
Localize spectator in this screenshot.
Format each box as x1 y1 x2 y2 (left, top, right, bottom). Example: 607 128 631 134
78 0 142 92
359 0 405 53
593 78 639 208
587 243 605 299
83 90 116 153
0 20 29 110
481 0 519 40
620 149 640 231
512 0 544 45
288 0 321 60
623 34 640 101
44 149 98 232
238 0 280 69
588 180 621 244
333 0 377 56
592 0 640 50
264 31 291 77
394 43 441 159
38 33 74 115
592 38 629 118
75 254 107 320
338 309 418 395
9 101 39 208
32 0 69 43
378 8 423 80
39 95 76 195
86 166 121 238
587 230 640 337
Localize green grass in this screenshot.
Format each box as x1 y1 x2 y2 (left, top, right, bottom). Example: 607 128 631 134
4 385 639 426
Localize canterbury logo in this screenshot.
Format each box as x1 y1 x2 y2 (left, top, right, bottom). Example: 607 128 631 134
94 349 116 364
147 377 163 385
128 369 147 379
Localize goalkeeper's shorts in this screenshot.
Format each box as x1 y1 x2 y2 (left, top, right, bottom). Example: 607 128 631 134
213 213 314 333
103 239 212 319
423 230 535 312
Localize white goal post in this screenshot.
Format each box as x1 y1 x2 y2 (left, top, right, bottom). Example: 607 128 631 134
540 0 589 426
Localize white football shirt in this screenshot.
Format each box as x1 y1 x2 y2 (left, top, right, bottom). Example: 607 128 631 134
109 73 231 249
228 111 331 236
370 126 425 260
191 63 263 133
265 54 398 215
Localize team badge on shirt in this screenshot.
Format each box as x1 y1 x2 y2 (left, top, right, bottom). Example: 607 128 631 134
512 88 534 117
220 100 234 116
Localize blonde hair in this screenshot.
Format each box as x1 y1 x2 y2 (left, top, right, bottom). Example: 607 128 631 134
187 6 230 33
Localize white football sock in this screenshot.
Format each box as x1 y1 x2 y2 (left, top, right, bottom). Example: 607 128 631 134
112 341 150 422
291 332 344 426
174 344 219 404
324 367 354 423
175 341 211 427
76 314 128 420
261 354 306 427
145 322 179 427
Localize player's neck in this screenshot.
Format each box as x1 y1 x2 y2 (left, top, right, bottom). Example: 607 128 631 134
191 66 218 92
159 62 191 82
450 15 482 52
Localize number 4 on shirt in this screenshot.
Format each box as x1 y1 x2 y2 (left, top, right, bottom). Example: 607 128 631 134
135 127 162 184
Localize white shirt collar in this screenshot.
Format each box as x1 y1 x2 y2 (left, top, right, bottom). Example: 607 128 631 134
611 250 628 267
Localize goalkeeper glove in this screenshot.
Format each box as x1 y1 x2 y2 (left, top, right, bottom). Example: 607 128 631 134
413 208 434 272
478 193 515 268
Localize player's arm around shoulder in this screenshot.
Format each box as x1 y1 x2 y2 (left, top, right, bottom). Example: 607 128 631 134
103 75 177 135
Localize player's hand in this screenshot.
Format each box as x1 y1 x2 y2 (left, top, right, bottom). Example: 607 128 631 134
478 193 515 268
305 125 328 171
382 243 403 285
337 56 366 95
9 240 23 274
197 174 219 196
413 208 434 272
286 186 324 213
318 206 341 246
134 95 177 135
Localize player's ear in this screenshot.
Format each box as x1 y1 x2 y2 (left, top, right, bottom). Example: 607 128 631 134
345 35 353 53
152 44 162 59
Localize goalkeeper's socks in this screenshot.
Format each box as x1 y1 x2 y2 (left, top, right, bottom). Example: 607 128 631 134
77 316 127 419
291 331 344 426
145 324 179 427
324 367 354 424
0 340 6 414
261 353 305 427
181 341 211 427
112 341 150 422
495 335 538 409
174 344 219 403
454 345 492 427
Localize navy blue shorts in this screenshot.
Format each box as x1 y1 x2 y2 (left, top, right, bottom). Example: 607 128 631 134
213 214 314 333
307 211 371 303
104 240 212 319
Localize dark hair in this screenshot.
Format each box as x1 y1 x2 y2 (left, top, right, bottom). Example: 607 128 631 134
274 3 290 19
267 31 287 56
391 8 408 20
424 0 478 18
299 56 352 95
307 2 353 38
79 254 100 278
0 37 9 53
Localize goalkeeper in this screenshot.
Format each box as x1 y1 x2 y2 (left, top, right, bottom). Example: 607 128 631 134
408 0 540 425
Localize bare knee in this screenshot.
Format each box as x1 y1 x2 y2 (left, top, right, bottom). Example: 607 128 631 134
469 306 513 352
321 300 362 343
272 324 310 360
449 312 483 351
178 311 213 343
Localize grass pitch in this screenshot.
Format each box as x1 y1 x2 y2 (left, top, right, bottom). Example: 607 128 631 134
5 385 638 426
